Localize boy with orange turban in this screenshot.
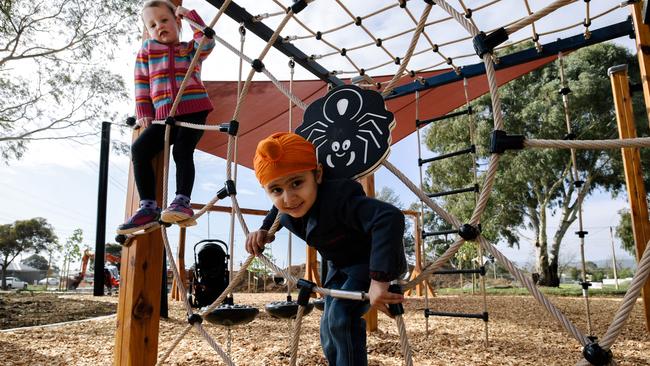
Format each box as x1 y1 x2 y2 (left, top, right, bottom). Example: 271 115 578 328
246 132 407 365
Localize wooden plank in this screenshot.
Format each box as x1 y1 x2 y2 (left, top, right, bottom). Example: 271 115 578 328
632 2 650 122
609 64 650 333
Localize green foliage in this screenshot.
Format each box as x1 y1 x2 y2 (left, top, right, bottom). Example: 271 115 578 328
615 209 636 256
0 217 57 288
421 42 646 285
106 243 123 258
0 0 140 162
21 253 49 270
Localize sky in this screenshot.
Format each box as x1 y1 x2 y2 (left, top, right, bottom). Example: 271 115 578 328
1 0 641 273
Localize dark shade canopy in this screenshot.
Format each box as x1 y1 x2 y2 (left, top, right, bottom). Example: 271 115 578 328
198 54 558 169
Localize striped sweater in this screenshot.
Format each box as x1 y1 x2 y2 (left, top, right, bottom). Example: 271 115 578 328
134 10 215 121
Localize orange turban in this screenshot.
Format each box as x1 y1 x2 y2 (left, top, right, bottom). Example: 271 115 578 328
254 132 318 186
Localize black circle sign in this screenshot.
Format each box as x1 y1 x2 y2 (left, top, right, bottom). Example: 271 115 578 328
296 84 395 180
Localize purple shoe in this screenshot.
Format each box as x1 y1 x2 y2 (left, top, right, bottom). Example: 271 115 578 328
116 207 161 235
161 201 194 224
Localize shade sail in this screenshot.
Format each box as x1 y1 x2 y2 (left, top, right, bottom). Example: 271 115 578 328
198 54 558 169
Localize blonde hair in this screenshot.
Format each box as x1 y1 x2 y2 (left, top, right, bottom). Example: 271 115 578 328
142 0 176 16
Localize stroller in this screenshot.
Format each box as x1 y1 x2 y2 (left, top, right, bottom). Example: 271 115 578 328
188 239 229 308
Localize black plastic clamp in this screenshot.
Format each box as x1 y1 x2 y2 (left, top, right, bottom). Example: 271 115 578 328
574 180 585 188
315 31 322 40
424 0 436 4
219 120 239 136
473 28 509 58
388 284 404 316
423 308 430 318
290 0 309 14
187 313 203 325
251 59 265 72
394 57 401 65
340 48 347 56
446 57 453 65
409 70 416 78
464 8 472 18
355 16 362 26
202 26 215 39
375 38 382 47
432 44 439 52
582 342 612 366
165 116 176 126
126 117 137 127
115 234 127 245
564 133 577 140
217 180 237 199
359 68 365 76
239 25 246 36
489 130 525 154
289 59 295 69
532 33 539 42
559 86 572 95
297 279 317 306
479 266 487 276
399 0 407 8
583 19 592 28
575 230 589 238
458 223 480 241
580 281 592 290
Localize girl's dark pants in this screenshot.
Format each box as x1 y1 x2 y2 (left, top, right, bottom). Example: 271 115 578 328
321 261 371 366
131 111 208 201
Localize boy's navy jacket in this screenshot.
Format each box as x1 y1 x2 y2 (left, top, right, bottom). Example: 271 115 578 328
261 178 407 281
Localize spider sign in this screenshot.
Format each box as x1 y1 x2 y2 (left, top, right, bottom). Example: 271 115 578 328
296 84 395 180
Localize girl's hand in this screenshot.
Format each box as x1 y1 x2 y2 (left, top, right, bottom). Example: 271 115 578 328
367 280 404 318
138 117 152 128
245 230 275 255
175 5 189 18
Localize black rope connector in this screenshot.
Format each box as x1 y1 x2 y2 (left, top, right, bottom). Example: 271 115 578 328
424 0 436 4
409 70 416 78
288 59 295 68
355 16 362 26
388 284 404 316
473 27 509 58
479 266 487 276
574 180 585 188
125 117 137 127
251 59 265 72
219 120 239 136
340 48 347 56
559 86 572 95
580 281 592 290
375 38 382 47
446 57 453 65
564 132 577 140
399 0 407 8
115 234 127 245
165 116 176 126
481 312 489 322
582 342 612 366
458 223 480 241
316 31 322 40
432 44 439 52
575 230 589 238
239 25 246 36
202 26 215 39
217 180 237 199
464 8 473 18
297 279 316 306
376 82 382 90
187 313 203 325
583 19 592 28
424 308 430 317
290 0 309 14
489 130 525 154
532 33 540 42
394 57 401 65
359 68 365 76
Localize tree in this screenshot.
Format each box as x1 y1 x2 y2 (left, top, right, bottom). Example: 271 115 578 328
61 228 83 289
21 253 48 270
615 209 636 256
0 0 140 162
0 218 57 289
376 186 417 263
422 43 648 286
106 243 123 259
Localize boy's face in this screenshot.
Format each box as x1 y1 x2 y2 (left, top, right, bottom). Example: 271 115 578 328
263 167 322 218
143 5 180 44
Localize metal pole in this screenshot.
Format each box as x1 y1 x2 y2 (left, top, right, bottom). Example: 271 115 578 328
610 227 620 290
93 121 110 296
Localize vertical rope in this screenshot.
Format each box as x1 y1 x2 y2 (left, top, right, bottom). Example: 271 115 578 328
289 306 306 366
395 315 413 366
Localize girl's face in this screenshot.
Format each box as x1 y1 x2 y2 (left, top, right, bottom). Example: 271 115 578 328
263 168 322 219
142 5 181 44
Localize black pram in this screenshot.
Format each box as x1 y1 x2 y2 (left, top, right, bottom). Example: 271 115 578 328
189 239 229 308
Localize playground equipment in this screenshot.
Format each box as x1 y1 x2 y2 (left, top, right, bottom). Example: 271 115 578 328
114 1 650 366
68 249 120 290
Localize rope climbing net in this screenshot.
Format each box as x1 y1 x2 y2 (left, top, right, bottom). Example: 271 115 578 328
120 1 650 365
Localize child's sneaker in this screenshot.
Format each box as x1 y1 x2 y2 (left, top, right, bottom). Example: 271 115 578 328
116 207 161 235
161 201 194 224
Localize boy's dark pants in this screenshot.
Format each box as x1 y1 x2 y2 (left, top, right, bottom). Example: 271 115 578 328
321 261 371 366
131 111 208 201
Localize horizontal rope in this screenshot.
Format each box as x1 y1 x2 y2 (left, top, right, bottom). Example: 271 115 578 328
525 137 650 149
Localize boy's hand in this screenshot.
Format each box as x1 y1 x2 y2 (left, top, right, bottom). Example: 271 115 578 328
367 280 403 318
175 6 189 18
138 117 152 128
245 230 275 255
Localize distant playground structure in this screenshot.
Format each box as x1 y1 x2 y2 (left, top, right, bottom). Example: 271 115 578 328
109 1 650 365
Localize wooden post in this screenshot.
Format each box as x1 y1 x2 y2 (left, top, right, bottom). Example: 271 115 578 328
608 64 650 332
171 227 186 301
631 2 650 119
304 246 321 286
359 174 378 332
404 210 435 297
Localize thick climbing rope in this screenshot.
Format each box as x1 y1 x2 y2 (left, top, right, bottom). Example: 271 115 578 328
525 137 650 149
506 0 577 35
558 52 594 336
289 306 305 366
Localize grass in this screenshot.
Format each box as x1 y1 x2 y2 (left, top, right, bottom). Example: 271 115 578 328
436 283 631 297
